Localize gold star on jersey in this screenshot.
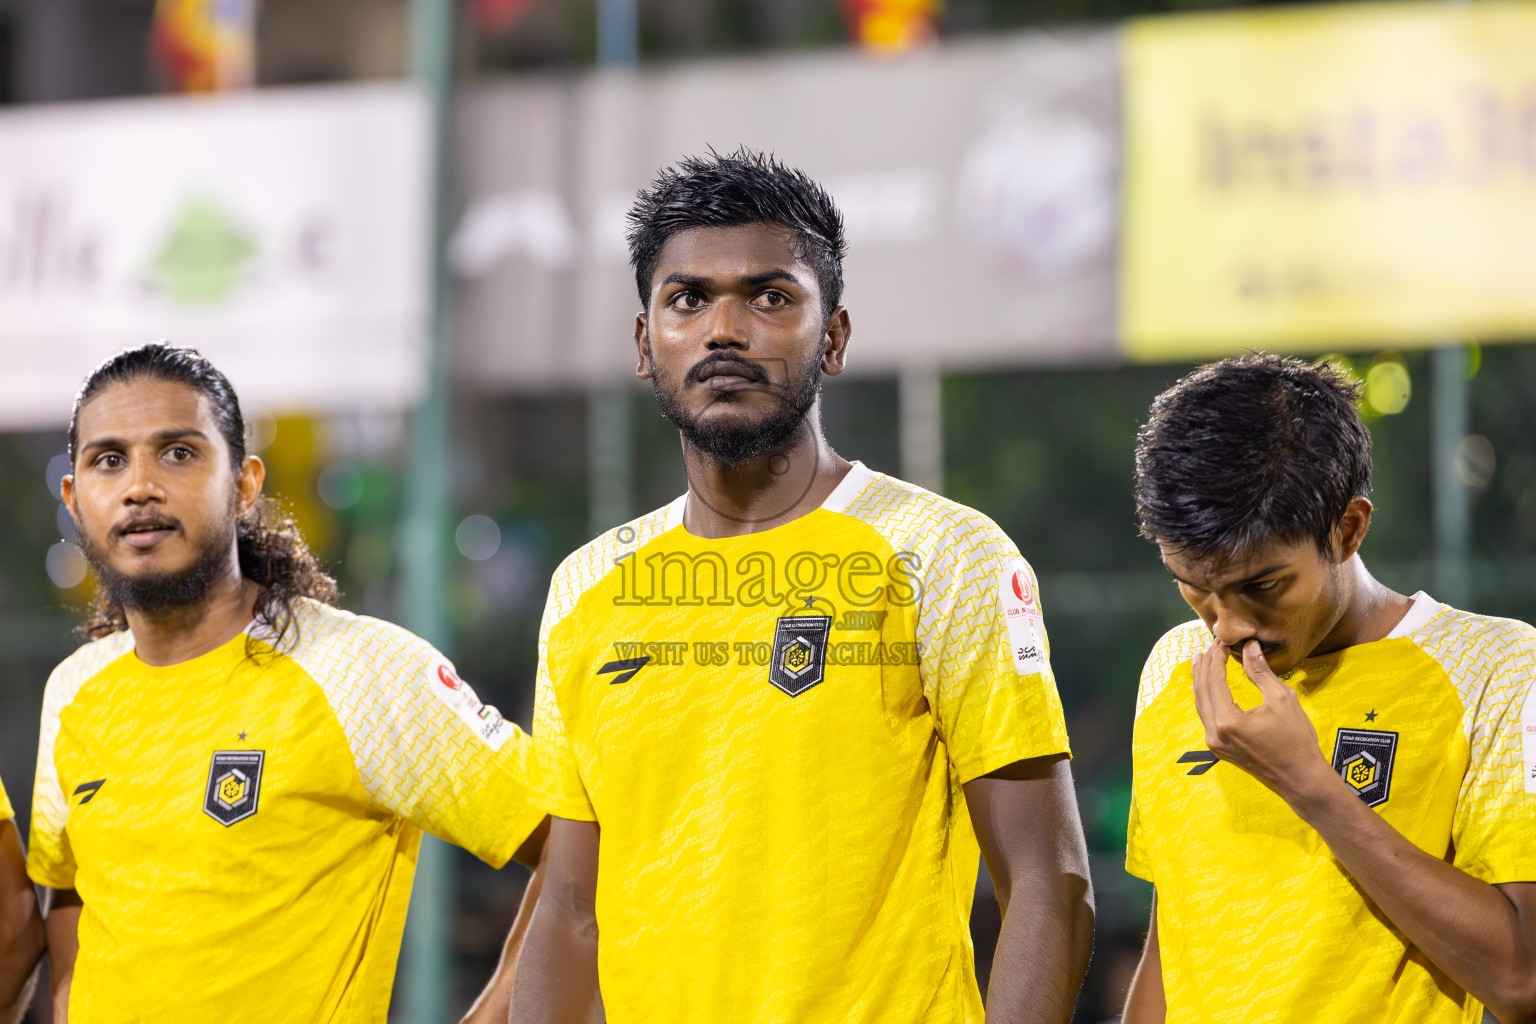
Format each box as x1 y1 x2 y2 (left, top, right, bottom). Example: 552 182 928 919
534 463 1071 1024
27 598 545 1024
1127 592 1536 1024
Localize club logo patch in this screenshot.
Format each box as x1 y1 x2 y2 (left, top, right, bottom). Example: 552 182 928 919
1331 728 1398 808
203 750 265 827
768 615 831 697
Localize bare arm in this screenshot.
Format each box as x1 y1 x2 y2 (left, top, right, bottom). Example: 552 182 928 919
1121 892 1165 1024
460 818 551 1024
509 818 603 1024
1195 639 1536 1023
964 754 1094 1024
44 887 81 1024
0 821 43 1024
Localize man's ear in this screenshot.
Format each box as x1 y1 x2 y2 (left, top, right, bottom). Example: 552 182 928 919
60 475 80 529
1333 495 1374 562
821 307 851 377
634 312 653 381
237 456 266 516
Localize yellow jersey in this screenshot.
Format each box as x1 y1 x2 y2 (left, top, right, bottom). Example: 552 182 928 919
535 463 1071 1024
28 597 545 1024
0 774 11 821
1127 591 1536 1024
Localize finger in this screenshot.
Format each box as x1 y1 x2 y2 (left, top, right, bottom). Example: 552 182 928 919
1240 640 1287 703
1190 640 1229 730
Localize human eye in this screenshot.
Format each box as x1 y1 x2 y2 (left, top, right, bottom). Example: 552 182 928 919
164 445 196 463
93 452 124 470
1248 579 1280 593
668 290 706 311
752 290 789 308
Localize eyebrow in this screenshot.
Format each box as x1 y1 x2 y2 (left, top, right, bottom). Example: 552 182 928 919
1166 563 1293 589
79 428 212 456
659 268 803 291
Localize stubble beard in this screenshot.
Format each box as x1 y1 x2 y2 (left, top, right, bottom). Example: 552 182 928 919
651 344 824 469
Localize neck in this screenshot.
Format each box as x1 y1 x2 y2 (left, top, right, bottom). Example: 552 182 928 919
1311 555 1414 658
124 570 261 667
680 404 852 539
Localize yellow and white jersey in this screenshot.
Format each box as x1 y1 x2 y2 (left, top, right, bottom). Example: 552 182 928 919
0 774 12 822
1127 592 1536 1024
28 597 545 1024
535 462 1071 1024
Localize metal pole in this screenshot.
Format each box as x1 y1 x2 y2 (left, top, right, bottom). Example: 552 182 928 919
587 0 639 537
1431 344 1470 608
899 367 944 493
400 0 455 1019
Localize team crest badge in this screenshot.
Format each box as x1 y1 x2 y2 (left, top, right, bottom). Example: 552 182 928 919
1331 729 1397 808
203 750 265 826
768 615 831 697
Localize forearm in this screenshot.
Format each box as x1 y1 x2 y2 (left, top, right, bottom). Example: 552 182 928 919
1292 775 1536 1020
508 894 601 1024
0 911 44 1021
45 895 81 1024
461 856 547 1024
985 872 1093 1024
1120 898 1165 1024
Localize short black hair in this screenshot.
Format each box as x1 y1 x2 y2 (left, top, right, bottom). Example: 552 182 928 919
1134 353 1373 562
626 148 847 318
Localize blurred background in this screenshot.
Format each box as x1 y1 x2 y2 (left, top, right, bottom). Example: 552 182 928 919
0 0 1534 1021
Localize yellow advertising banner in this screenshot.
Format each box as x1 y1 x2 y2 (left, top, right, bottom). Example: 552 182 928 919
1121 1 1536 361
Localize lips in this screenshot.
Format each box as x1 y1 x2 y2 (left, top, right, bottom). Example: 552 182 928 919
114 516 181 550
692 359 767 393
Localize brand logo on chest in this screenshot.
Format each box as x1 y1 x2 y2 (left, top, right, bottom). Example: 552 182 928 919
768 615 831 697
203 750 266 826
1331 728 1398 808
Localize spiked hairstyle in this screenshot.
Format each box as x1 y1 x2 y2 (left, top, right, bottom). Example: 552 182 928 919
68 342 339 644
626 148 848 319
1134 353 1373 562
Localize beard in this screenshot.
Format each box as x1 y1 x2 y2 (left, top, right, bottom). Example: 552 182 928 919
77 507 238 617
651 344 824 469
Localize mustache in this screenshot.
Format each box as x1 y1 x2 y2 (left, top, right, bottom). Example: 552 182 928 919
110 511 183 539
686 353 771 386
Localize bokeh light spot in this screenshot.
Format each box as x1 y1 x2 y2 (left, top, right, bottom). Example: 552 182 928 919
47 542 88 589
317 462 364 509
1455 435 1496 488
1364 359 1411 415
456 515 502 561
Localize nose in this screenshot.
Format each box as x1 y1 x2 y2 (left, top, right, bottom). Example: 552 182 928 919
704 297 748 350
121 457 164 506
1208 598 1258 648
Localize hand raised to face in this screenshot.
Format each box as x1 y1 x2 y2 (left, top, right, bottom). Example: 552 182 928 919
1190 639 1340 807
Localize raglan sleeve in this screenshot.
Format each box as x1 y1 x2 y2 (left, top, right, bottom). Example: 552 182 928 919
1449 624 1536 885
334 624 547 869
918 520 1071 784
27 664 78 889
531 581 598 822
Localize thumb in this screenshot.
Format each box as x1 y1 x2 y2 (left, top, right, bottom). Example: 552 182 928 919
1241 640 1287 701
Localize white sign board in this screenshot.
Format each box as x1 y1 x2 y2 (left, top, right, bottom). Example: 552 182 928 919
0 84 429 430
452 31 1120 390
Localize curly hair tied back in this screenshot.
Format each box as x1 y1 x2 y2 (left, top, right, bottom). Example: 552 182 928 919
70 342 338 646
1134 352 1373 564
626 147 848 319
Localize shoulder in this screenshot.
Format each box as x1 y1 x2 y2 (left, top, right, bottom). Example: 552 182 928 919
1136 619 1209 720
1405 603 1536 705
825 465 1020 567
261 597 441 682
45 629 137 714
542 498 683 630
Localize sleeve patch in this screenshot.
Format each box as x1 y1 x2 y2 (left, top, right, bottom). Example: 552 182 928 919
427 658 513 752
999 562 1046 676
